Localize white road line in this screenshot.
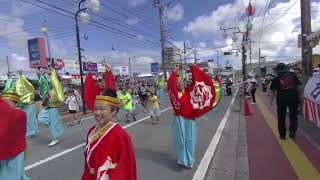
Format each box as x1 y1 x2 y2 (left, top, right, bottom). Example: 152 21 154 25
25 107 172 171
192 88 239 180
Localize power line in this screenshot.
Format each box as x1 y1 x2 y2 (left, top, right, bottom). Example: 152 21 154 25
101 1 158 32
108 0 158 27
21 0 160 46
254 0 298 37
258 0 270 48
66 0 159 38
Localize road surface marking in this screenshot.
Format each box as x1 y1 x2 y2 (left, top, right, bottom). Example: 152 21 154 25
25 107 172 171
192 88 238 180
256 96 320 180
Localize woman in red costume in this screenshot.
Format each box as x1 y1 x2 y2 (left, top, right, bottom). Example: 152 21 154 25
82 66 137 180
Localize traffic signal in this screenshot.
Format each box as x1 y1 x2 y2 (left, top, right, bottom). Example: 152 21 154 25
208 59 214 62
224 52 231 55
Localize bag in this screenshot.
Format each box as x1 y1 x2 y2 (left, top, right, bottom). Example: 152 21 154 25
279 74 295 90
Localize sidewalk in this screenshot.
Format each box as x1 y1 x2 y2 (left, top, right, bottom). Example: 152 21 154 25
247 92 320 180
205 91 320 180
205 94 250 180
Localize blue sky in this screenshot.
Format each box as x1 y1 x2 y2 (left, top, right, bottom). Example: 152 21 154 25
1 0 320 74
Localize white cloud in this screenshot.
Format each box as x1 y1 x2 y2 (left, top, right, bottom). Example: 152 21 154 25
126 18 139 26
183 0 320 68
183 4 236 37
167 3 184 22
129 0 147 7
11 53 27 61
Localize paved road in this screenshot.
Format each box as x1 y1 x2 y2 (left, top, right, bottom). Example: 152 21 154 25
25 91 236 180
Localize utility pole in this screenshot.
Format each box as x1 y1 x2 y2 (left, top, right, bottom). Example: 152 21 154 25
193 50 197 64
301 0 313 84
129 57 132 77
183 41 187 67
154 0 167 81
242 34 247 82
258 48 261 76
216 50 219 67
6 56 10 76
249 39 252 66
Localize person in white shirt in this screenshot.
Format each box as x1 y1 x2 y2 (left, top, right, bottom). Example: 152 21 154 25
65 91 80 121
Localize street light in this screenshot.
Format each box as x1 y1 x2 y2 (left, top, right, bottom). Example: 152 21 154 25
232 33 238 43
75 0 100 114
222 30 228 39
40 24 53 67
220 26 247 82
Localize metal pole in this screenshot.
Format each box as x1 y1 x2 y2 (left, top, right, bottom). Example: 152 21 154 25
258 48 261 76
217 50 219 67
249 39 252 66
45 32 53 67
242 34 246 82
301 0 313 84
194 51 197 64
76 0 87 114
6 56 9 75
156 1 167 81
129 57 132 76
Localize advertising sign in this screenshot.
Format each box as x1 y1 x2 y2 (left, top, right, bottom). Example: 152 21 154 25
27 37 47 68
120 66 129 76
54 59 65 69
151 63 159 74
115 66 128 76
83 62 98 72
64 60 79 70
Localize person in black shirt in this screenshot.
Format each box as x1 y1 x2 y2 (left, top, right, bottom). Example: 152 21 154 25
270 63 301 140
226 78 232 96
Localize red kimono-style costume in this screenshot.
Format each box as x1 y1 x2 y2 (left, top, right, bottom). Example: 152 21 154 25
82 122 137 180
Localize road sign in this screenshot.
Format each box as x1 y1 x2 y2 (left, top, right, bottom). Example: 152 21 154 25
151 63 159 74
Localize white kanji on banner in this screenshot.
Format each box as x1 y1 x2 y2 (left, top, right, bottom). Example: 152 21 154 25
303 74 320 127
189 81 213 110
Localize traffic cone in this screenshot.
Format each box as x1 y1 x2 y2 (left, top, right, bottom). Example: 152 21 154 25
244 98 253 116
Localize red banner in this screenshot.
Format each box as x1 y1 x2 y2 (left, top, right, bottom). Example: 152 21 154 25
168 65 216 119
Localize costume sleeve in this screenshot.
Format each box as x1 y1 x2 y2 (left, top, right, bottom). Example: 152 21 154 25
38 75 50 100
109 134 137 180
16 75 35 104
84 73 99 112
50 69 64 102
0 100 27 160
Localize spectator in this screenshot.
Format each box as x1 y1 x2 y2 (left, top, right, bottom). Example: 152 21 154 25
270 63 301 140
148 88 161 125
119 88 136 123
66 90 80 121
250 77 257 104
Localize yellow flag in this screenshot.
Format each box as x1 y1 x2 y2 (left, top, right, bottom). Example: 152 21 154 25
16 75 35 104
50 69 64 102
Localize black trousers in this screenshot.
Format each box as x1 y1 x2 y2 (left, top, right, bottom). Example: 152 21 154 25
251 89 256 103
277 101 298 137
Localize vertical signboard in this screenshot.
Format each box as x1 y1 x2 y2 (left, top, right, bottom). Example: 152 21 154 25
27 37 47 68
151 62 159 74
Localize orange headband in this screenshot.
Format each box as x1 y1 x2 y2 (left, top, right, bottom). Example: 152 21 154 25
95 95 120 106
1 93 20 103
